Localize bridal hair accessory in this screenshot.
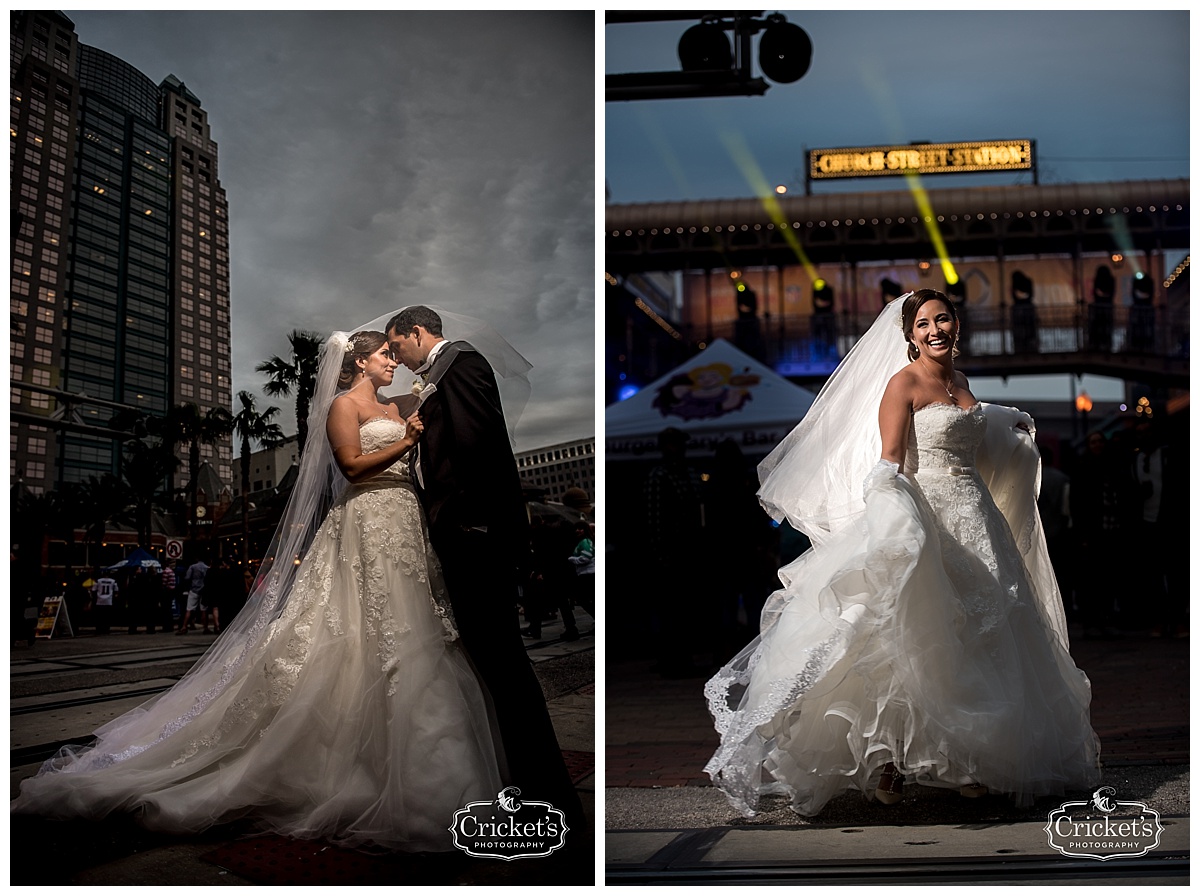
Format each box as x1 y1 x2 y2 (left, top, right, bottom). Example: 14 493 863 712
331 332 352 353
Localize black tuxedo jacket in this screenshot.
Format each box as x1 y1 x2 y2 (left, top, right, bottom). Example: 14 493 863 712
414 342 530 564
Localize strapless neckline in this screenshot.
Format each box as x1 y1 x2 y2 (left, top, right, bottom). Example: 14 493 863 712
359 414 404 429
913 401 982 416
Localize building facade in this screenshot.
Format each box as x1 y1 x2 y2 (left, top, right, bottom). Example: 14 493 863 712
231 434 300 496
10 10 232 496
515 437 596 504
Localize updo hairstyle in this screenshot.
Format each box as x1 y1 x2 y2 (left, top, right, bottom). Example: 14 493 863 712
337 330 389 389
901 289 959 362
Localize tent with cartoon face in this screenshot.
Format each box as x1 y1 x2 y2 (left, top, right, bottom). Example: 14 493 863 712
605 339 817 461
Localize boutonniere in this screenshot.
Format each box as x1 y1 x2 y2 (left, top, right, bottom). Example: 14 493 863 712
411 374 430 396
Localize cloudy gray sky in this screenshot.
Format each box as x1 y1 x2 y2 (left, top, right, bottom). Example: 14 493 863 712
605 10 1189 403
66 10 595 453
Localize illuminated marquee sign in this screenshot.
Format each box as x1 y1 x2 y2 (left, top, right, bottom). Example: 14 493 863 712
809 140 1034 179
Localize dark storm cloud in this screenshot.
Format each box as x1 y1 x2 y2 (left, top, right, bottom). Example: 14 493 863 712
606 10 1189 201
65 10 595 451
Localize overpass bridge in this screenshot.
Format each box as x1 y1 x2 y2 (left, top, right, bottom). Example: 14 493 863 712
606 179 1188 390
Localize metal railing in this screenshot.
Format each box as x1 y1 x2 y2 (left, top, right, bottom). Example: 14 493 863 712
689 303 1189 380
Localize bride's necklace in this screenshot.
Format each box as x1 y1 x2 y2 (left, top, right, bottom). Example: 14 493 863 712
352 379 397 418
921 361 955 399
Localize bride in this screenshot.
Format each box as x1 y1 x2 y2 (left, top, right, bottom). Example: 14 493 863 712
705 289 1101 817
11 325 510 852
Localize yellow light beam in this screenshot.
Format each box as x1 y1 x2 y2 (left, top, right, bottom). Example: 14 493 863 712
719 127 820 282
904 171 958 286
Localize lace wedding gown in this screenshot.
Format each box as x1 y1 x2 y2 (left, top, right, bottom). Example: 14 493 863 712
13 417 503 851
705 402 1100 817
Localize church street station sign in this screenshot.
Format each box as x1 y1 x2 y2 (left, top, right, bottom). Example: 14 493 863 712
809 140 1034 180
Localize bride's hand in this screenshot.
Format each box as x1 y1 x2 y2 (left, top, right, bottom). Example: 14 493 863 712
405 411 424 440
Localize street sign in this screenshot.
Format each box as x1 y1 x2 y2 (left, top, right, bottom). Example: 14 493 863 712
35 594 74 639
166 539 184 560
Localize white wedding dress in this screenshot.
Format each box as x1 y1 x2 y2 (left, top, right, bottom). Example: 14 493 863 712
13 417 503 852
705 402 1101 817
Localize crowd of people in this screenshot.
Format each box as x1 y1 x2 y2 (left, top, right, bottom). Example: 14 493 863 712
36 555 252 639
21 492 598 647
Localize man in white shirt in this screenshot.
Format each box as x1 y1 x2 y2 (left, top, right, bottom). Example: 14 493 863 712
91 575 118 634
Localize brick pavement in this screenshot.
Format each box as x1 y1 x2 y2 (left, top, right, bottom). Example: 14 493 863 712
606 630 1188 787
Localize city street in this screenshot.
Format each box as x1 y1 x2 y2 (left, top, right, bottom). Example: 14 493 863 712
606 628 1188 884
10 610 595 886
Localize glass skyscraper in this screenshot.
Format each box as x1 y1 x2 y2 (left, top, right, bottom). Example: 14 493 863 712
11 10 232 497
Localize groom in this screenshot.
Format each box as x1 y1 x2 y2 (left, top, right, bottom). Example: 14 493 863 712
387 306 585 832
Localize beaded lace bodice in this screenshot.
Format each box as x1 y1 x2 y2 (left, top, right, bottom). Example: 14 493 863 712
907 402 986 473
358 417 411 484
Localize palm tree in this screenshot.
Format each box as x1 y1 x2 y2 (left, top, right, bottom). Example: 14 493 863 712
162 403 234 542
256 330 323 459
231 390 286 563
121 438 179 549
78 474 130 566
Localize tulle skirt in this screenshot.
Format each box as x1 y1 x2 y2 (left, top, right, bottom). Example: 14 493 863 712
704 472 1100 817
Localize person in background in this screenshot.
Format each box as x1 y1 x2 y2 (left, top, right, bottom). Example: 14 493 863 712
566 520 594 625
91 574 118 635
160 560 178 630
523 515 580 641
561 487 594 524
177 555 210 635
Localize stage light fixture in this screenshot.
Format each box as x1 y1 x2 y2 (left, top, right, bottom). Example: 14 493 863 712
678 21 732 71
759 16 813 84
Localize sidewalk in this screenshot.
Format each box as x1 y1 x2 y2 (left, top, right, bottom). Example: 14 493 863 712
11 612 595 885
606 628 1189 881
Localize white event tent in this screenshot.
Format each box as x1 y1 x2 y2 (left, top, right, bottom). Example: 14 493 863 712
606 339 818 461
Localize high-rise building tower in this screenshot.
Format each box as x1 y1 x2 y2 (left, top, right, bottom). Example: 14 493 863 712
10 10 232 499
